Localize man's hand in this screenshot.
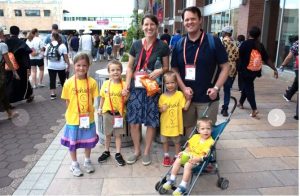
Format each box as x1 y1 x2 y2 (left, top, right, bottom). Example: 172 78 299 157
207 87 218 100
183 87 193 100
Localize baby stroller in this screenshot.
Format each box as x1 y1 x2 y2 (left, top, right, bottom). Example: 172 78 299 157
155 96 237 195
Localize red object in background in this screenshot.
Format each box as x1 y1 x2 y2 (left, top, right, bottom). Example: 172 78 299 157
157 8 163 23
97 19 109 25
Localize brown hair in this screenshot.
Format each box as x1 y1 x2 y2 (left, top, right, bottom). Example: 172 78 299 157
27 32 34 41
51 32 62 45
107 60 123 73
31 28 38 35
73 52 91 66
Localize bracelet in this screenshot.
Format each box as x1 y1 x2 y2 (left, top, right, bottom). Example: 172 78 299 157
213 86 219 91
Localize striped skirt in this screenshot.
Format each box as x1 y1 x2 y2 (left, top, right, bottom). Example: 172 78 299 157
61 122 99 151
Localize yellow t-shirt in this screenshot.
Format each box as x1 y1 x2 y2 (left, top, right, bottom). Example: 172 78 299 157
100 80 125 116
159 91 186 136
187 134 214 158
61 76 99 125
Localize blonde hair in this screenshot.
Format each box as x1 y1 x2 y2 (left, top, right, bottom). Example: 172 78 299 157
73 52 91 66
196 117 213 129
163 71 177 83
107 60 123 73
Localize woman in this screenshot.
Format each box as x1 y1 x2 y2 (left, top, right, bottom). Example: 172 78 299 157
45 32 70 100
26 28 45 88
238 26 278 118
122 14 169 166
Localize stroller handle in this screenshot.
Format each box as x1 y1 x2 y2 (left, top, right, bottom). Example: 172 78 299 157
228 96 237 120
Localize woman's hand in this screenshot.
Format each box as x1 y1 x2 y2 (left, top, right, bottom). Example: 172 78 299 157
13 71 20 80
97 108 102 115
122 87 129 97
148 68 163 80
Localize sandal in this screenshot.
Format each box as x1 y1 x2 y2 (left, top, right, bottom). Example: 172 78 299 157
237 103 244 109
250 110 260 119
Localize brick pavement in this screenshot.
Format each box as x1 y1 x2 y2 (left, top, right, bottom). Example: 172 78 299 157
11 66 299 195
0 60 106 195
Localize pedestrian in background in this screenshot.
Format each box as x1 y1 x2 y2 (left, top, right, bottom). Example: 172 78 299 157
0 27 20 118
122 14 169 166
97 60 127 166
79 29 94 60
169 29 182 53
160 28 171 45
44 32 70 100
238 26 278 119
236 34 246 92
220 26 239 117
280 38 298 120
26 28 45 89
61 52 99 177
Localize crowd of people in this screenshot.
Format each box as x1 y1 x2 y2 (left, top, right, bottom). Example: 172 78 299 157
0 5 297 196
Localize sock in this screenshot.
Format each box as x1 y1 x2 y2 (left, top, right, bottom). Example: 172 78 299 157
179 181 187 188
72 161 78 167
84 158 91 163
164 153 169 157
170 175 176 181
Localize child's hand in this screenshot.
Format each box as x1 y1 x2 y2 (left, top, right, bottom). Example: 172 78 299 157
188 157 198 165
178 151 183 158
160 104 168 112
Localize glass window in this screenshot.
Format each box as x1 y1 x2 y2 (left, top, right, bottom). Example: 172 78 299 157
44 10 50 16
14 9 22 16
0 9 3 16
276 0 299 69
25 10 40 16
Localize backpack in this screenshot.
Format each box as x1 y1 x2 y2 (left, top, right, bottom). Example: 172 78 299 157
47 43 61 61
247 49 262 71
106 45 112 55
115 36 121 45
98 45 105 54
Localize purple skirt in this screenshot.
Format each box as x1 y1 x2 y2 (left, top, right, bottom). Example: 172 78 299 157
61 122 99 151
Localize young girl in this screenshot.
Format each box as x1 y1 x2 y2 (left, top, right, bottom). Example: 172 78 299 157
61 52 99 177
97 60 127 166
159 71 191 167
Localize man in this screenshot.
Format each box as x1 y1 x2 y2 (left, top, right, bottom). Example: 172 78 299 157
112 32 122 60
220 26 239 117
79 29 94 59
160 28 171 45
169 29 182 52
171 6 229 134
44 24 67 49
6 26 34 103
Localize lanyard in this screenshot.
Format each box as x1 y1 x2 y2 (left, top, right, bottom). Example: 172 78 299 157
75 76 90 114
183 32 205 65
135 39 156 71
108 80 124 116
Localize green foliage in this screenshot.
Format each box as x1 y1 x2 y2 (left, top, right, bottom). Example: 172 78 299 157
121 53 129 62
125 12 144 52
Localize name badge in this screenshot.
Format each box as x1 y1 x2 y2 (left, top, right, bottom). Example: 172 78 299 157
79 113 90 129
134 71 147 88
113 115 124 128
185 64 196 81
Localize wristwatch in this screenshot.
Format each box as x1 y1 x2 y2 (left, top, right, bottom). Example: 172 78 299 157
213 86 220 91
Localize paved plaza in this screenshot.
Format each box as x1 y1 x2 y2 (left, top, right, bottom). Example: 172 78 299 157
0 60 298 195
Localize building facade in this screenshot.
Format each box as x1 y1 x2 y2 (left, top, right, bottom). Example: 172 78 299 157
161 0 299 68
0 0 63 32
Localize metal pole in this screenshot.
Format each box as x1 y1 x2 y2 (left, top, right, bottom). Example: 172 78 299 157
275 0 286 67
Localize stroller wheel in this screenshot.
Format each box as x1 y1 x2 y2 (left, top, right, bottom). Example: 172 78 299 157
217 177 229 190
158 186 168 194
155 181 161 191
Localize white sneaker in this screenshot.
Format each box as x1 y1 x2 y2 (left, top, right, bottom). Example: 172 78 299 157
83 161 95 173
70 164 83 177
